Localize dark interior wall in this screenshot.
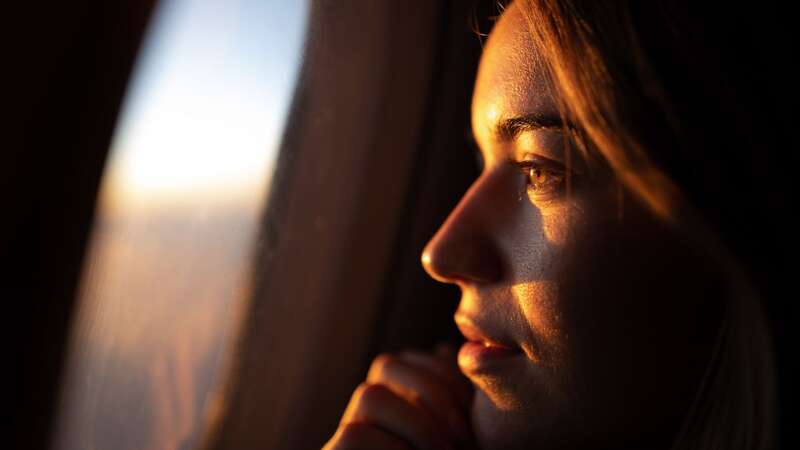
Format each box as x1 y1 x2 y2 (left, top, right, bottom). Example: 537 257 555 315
6 3 156 449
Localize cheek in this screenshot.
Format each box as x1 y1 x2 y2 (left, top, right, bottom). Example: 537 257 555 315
504 186 723 433
504 195 591 368
532 190 723 434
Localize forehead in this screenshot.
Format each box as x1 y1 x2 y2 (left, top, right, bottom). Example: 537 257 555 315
471 3 560 145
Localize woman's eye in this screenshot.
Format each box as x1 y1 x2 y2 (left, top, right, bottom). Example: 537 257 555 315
515 159 567 196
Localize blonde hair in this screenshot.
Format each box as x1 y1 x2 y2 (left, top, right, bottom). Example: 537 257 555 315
508 0 778 447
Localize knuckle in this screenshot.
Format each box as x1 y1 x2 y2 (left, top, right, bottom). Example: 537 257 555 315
368 353 397 379
335 422 373 446
353 382 390 409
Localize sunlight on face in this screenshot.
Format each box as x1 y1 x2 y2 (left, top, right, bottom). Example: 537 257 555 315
422 2 723 449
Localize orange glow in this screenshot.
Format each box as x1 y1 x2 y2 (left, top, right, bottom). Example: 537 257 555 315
511 281 563 362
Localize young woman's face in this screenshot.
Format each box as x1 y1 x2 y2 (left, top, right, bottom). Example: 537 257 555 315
422 3 723 449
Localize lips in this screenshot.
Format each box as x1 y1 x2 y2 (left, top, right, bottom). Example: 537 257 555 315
454 313 523 374
454 315 515 348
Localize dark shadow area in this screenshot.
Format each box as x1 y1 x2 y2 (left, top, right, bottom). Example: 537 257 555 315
6 3 156 450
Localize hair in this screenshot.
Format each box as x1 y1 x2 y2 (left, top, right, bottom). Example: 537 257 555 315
495 0 791 448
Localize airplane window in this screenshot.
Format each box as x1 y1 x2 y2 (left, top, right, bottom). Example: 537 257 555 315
51 1 308 449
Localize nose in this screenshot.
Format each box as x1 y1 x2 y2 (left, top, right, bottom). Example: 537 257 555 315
421 171 506 285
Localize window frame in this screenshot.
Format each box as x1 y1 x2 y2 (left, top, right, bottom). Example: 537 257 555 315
202 1 484 448
6 3 158 449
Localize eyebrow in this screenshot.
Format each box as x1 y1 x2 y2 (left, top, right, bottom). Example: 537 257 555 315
493 113 570 142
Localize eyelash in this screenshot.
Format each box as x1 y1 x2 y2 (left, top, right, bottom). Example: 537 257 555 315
512 158 568 197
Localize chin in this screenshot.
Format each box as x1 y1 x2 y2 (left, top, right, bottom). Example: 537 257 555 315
471 389 552 450
472 392 520 450
471 387 587 450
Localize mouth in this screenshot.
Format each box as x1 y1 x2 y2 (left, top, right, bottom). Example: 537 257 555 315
455 313 524 374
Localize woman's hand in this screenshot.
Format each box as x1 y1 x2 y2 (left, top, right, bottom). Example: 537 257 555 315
323 344 475 450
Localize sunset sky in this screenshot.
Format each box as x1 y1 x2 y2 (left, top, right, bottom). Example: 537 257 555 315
103 0 308 209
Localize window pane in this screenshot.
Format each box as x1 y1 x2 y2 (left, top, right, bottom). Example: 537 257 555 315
52 1 308 449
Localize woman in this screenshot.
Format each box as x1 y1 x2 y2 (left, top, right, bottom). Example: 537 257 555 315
324 0 788 448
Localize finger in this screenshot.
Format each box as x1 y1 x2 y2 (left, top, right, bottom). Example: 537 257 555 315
342 382 453 450
397 350 473 409
323 421 413 450
368 354 471 443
